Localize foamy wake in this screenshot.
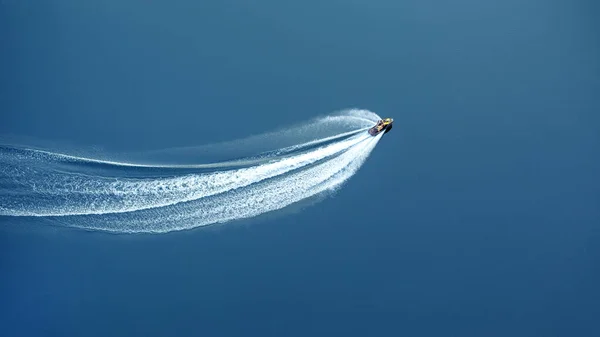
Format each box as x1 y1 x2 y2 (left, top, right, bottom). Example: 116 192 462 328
0 109 383 233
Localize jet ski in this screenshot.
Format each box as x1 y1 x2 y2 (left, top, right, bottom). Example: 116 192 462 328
368 118 394 136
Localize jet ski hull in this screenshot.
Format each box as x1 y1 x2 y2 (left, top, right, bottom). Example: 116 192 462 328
368 118 394 136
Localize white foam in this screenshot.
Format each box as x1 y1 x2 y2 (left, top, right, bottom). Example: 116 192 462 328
71 133 382 233
0 110 385 233
1 133 370 216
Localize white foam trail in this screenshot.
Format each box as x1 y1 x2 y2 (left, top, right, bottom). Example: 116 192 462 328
67 134 383 233
0 109 386 233
0 133 370 217
334 109 381 124
4 126 367 169
129 109 380 165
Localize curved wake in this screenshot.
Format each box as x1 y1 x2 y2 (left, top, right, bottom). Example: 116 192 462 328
0 109 383 233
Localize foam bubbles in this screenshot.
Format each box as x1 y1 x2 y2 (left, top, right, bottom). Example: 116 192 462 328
0 110 384 233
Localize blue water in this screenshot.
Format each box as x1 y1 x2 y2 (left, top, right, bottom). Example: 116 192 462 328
1 0 599 336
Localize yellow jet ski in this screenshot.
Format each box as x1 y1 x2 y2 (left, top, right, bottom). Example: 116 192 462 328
368 118 394 136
